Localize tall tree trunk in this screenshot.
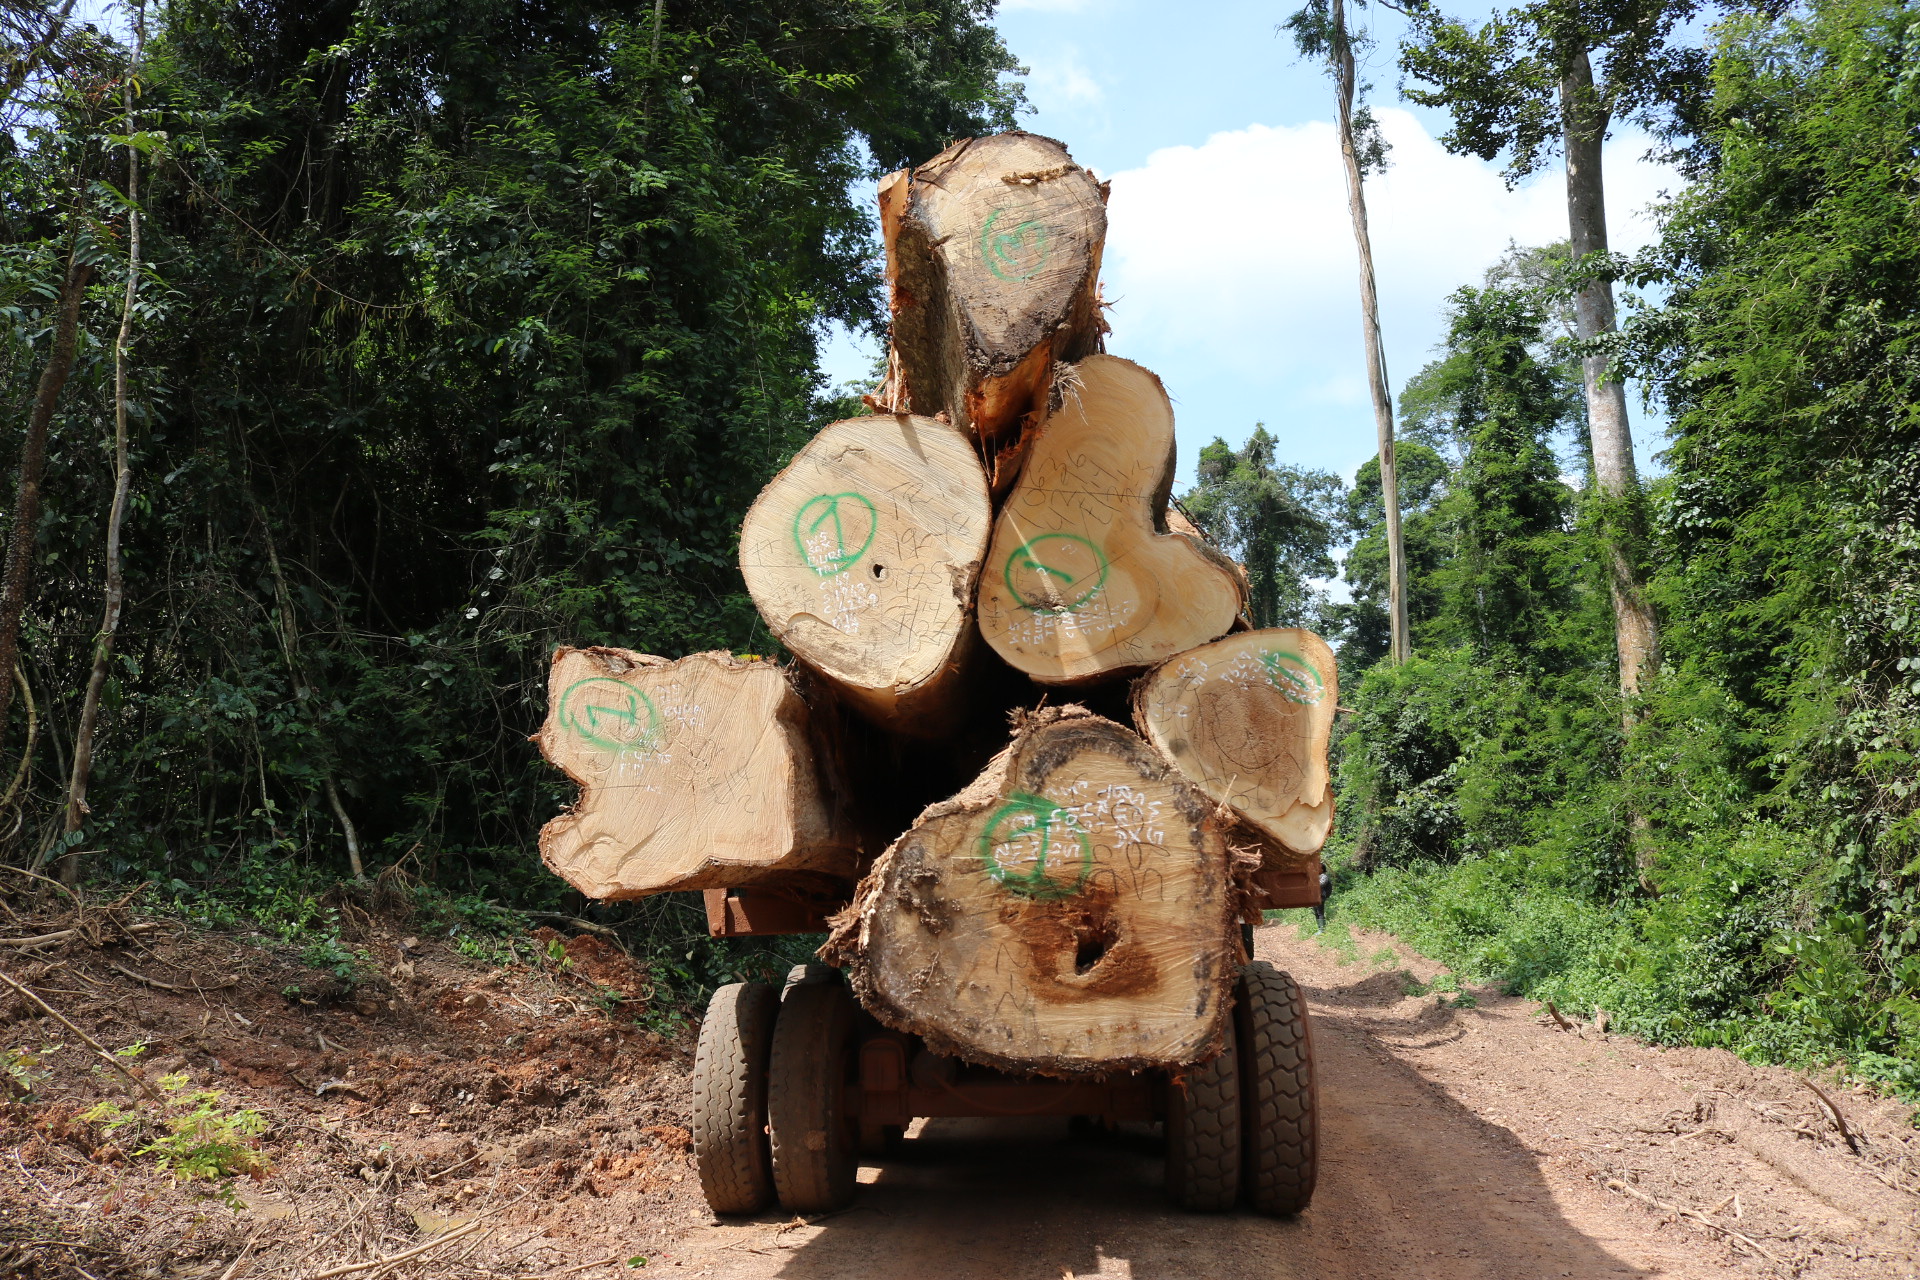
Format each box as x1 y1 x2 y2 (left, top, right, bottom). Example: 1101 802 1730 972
1332 0 1409 665
0 250 92 748
61 23 143 884
1560 49 1660 699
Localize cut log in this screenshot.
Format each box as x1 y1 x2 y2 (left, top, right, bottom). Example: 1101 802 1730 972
739 414 991 734
1133 629 1338 863
535 647 860 898
825 706 1237 1077
876 132 1108 462
976 355 1247 685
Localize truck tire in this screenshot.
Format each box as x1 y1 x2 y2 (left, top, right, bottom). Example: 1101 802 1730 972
1165 1016 1240 1211
692 981 778 1215
782 962 839 998
768 978 858 1212
1237 961 1318 1216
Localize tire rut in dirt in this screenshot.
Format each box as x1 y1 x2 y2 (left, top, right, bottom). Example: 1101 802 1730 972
692 980 779 1215
1237 960 1318 1216
768 977 858 1213
1166 1015 1241 1211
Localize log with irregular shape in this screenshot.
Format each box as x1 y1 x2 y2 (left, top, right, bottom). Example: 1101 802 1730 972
877 131 1107 456
739 414 991 733
536 647 859 898
1133 629 1338 862
977 355 1247 684
826 706 1237 1077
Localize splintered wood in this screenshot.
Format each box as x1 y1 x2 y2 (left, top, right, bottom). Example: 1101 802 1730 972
739 413 991 733
535 648 859 898
1134 629 1339 862
826 707 1236 1076
977 355 1247 685
878 131 1107 451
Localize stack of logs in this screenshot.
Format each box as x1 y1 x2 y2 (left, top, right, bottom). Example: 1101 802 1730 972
536 131 1337 1079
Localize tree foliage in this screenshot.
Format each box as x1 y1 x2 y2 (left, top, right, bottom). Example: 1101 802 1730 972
1182 426 1344 630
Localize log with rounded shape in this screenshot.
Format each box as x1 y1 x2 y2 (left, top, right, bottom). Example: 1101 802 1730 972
739 414 990 734
1237 962 1318 1216
1134 628 1338 861
535 647 859 898
767 979 859 1213
826 705 1237 1077
877 131 1108 448
1166 1016 1242 1212
978 356 1246 685
692 980 778 1215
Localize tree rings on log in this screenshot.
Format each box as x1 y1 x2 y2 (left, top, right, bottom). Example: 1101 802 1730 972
878 131 1108 449
977 355 1247 685
535 647 859 898
1133 629 1338 862
739 414 991 734
826 706 1237 1077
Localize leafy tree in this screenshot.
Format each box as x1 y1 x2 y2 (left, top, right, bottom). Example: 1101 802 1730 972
1399 0 1707 701
1333 441 1448 671
1182 426 1345 630
0 1 1021 895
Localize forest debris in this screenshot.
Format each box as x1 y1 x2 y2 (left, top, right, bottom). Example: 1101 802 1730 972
1542 1001 1574 1032
1603 1178 1781 1263
1797 1076 1863 1156
0 965 162 1100
107 960 236 993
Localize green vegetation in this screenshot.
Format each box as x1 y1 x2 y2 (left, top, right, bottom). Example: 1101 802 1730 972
1315 0 1920 1097
1 0 1915 1095
82 1059 271 1204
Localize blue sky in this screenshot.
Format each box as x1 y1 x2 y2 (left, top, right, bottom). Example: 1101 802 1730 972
822 0 1681 490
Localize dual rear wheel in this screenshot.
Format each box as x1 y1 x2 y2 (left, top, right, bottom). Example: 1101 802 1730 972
1165 960 1318 1216
692 967 858 1217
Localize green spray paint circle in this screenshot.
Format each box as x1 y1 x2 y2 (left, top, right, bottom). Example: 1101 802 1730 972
980 208 1051 282
792 492 877 577
559 677 664 752
978 792 1093 899
1004 533 1109 612
1260 650 1325 706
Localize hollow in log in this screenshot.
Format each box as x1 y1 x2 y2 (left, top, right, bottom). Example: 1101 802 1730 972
739 414 991 734
976 355 1246 685
826 706 1237 1077
535 647 860 898
1133 629 1338 862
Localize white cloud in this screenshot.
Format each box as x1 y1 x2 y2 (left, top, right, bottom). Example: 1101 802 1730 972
1099 108 1677 470
1022 49 1104 110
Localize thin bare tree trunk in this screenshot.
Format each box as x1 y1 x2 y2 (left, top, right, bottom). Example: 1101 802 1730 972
61 17 143 883
1332 0 1409 665
1561 50 1660 700
0 250 91 747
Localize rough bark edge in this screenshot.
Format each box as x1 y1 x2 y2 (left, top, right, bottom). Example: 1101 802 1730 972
823 704 1239 1078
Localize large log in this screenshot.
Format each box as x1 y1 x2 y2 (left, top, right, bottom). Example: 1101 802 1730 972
875 131 1107 470
739 413 991 734
825 706 1238 1077
1133 629 1338 863
535 647 860 898
976 355 1247 685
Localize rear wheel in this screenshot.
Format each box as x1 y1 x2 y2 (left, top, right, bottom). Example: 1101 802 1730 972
1165 1016 1240 1211
1237 962 1318 1216
768 979 858 1212
692 981 778 1215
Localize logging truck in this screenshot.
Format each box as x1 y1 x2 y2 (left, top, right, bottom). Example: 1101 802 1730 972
536 132 1329 1218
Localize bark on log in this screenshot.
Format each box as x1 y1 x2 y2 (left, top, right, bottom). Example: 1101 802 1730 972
977 355 1246 685
825 705 1237 1077
739 413 990 734
1133 629 1338 863
535 647 860 898
876 131 1107 463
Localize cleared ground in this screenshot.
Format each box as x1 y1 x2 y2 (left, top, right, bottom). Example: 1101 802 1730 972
1 903 1914 1279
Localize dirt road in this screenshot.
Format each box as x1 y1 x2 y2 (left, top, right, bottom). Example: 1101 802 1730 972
660 921 1918 1280
3 910 1915 1279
